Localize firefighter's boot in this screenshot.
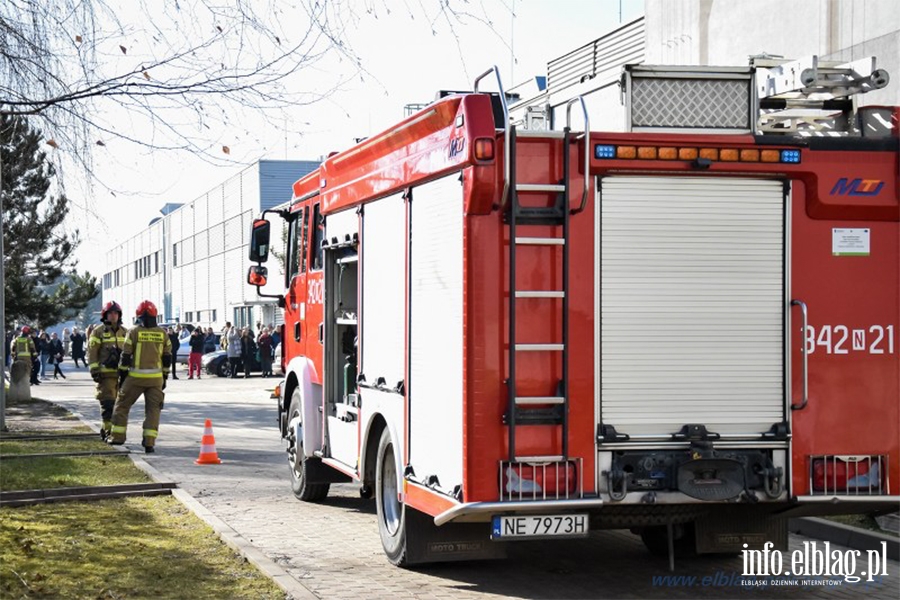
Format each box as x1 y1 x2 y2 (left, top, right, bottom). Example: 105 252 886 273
142 438 155 454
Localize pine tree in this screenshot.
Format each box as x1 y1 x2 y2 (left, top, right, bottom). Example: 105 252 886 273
1 113 98 328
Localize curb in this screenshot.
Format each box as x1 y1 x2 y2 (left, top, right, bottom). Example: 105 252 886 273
62 402 320 600
789 517 900 561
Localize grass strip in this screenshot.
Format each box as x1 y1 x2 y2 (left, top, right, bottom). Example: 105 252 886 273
0 437 112 455
0 496 286 600
0 454 152 491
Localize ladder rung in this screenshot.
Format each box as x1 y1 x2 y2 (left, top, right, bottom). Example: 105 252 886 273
515 290 565 299
514 237 565 246
514 455 565 463
515 344 564 352
515 396 565 405
516 183 565 193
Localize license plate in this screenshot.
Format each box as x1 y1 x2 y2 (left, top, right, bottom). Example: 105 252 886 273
491 514 589 540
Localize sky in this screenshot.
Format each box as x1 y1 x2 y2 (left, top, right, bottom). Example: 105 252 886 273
67 0 645 278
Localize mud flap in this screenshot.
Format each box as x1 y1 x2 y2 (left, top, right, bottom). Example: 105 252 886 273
695 509 787 554
404 508 507 564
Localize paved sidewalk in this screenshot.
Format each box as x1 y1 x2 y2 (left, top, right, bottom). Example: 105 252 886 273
30 364 900 599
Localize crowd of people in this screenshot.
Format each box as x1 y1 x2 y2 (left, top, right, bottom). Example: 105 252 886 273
7 306 283 453
6 326 89 384
7 321 281 383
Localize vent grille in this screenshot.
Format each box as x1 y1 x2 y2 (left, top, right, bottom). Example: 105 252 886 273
631 78 751 130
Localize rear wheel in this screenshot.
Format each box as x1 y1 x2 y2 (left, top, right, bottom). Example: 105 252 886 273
376 428 408 565
640 523 697 557
287 389 329 502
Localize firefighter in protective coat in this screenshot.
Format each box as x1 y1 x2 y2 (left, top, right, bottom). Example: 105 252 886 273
10 327 37 381
88 301 128 440
107 300 172 453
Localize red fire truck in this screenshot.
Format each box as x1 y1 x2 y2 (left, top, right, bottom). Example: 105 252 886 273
248 57 899 566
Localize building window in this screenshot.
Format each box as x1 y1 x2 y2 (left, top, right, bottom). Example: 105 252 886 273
185 311 193 322
211 309 217 323
134 261 139 280
154 251 159 273
173 243 179 267
114 269 120 287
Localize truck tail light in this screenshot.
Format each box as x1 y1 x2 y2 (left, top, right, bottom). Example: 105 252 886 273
473 137 494 161
501 460 578 500
810 455 887 494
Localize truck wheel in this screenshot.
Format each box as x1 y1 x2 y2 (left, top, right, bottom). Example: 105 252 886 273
287 389 329 502
639 523 696 557
376 428 409 565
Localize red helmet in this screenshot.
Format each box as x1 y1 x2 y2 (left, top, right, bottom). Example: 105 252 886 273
135 300 158 318
21 326 31 334
101 301 123 320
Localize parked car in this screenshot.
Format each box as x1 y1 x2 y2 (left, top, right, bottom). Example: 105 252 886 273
203 343 282 377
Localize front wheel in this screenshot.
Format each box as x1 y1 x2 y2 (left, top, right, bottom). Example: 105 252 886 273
215 360 229 378
376 428 408 565
287 389 329 502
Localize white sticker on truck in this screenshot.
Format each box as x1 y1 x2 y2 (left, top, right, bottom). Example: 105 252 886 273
832 228 870 256
805 325 895 355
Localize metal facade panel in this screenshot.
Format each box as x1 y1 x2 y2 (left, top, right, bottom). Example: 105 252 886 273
207 252 226 326
209 185 224 226
599 176 785 437
361 194 405 389
241 166 259 214
547 18 644 101
193 193 208 233
259 160 318 211
194 256 210 313
209 223 225 255
223 174 243 222
223 248 242 311
224 214 242 251
409 174 464 493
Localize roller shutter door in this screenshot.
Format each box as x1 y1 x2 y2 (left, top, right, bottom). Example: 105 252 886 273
599 176 785 438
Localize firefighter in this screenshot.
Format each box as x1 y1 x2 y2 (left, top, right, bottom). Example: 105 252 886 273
10 326 37 385
107 300 172 453
88 301 128 440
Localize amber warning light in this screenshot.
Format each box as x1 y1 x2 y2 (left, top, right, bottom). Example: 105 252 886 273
595 144 802 164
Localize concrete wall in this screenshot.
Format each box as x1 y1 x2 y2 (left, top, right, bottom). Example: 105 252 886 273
643 0 899 105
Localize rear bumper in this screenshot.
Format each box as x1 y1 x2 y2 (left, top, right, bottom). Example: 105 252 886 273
434 498 605 526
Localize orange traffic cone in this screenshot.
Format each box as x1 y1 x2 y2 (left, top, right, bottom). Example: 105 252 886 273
195 418 222 465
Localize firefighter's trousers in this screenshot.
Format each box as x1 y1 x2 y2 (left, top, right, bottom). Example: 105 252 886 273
95 375 119 431
110 376 164 447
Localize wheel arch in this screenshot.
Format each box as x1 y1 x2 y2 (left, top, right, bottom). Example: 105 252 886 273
284 356 322 456
361 413 388 490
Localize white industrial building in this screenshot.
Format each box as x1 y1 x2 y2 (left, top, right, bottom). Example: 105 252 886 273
511 0 898 130
102 160 317 330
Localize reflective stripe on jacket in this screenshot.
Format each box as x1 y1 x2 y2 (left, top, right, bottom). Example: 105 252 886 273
11 336 35 360
122 326 172 379
88 324 128 373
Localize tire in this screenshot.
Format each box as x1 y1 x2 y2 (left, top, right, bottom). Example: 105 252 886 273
640 523 697 557
215 360 229 378
287 389 330 502
376 427 408 565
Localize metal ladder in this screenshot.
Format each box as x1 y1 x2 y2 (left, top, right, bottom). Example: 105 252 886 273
475 67 590 463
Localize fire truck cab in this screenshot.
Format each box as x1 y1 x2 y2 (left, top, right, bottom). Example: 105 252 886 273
249 57 899 566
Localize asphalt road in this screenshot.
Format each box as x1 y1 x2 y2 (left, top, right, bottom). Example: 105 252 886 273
34 363 900 599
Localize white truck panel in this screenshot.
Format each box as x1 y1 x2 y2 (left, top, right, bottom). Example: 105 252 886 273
361 194 406 388
409 174 464 495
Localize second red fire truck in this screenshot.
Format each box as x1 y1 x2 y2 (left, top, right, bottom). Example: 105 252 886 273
248 57 899 566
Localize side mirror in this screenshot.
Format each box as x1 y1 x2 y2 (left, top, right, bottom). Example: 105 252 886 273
249 218 271 263
247 265 268 287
